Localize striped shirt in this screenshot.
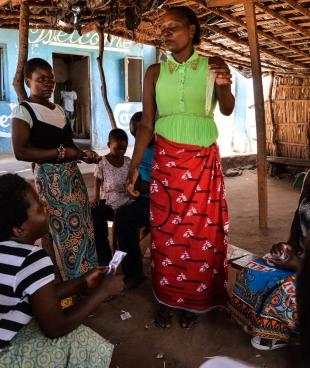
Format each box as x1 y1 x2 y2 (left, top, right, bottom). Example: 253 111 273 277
0 241 55 350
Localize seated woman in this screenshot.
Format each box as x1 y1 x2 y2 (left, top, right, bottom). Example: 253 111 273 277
230 170 310 351
0 173 123 367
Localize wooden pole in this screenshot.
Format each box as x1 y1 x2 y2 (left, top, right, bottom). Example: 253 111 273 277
96 27 117 129
244 0 268 228
13 2 29 102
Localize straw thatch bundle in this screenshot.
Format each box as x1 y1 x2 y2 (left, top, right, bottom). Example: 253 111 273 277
266 75 310 159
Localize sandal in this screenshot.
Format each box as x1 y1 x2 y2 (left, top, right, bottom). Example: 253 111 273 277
179 311 198 329
251 336 288 350
154 306 173 328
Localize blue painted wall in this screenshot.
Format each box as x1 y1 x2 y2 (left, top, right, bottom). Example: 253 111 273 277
0 29 156 153
233 72 250 152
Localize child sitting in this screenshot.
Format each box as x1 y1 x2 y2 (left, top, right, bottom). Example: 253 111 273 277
0 173 124 367
91 128 132 265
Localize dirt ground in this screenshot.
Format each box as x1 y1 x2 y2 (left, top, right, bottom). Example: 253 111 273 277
84 169 300 368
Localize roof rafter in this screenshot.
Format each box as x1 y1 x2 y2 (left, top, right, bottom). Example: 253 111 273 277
204 6 310 63
256 3 310 37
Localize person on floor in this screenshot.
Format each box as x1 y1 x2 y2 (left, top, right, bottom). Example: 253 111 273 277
230 170 310 351
127 6 234 328
12 58 100 280
60 80 77 132
114 111 154 289
91 128 132 265
0 173 124 368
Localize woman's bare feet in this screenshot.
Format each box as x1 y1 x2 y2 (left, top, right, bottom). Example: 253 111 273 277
154 305 173 328
179 311 198 329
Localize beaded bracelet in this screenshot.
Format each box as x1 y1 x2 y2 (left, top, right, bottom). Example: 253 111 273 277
56 144 66 161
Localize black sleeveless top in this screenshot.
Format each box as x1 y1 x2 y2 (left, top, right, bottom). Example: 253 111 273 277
20 101 73 150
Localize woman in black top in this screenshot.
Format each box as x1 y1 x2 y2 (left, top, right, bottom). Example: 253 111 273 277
12 58 100 279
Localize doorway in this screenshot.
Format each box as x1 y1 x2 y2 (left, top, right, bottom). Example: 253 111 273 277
52 53 91 144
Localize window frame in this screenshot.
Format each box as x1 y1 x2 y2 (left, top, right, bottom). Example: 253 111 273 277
0 45 7 101
124 56 144 103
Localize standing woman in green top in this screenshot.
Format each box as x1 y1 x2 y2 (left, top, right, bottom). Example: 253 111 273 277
127 6 235 328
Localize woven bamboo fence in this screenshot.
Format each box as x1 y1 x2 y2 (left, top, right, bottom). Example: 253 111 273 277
265 75 310 160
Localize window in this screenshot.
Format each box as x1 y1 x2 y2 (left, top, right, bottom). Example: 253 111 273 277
0 47 5 101
124 56 143 102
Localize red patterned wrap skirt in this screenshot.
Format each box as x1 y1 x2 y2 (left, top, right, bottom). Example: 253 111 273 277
150 135 229 312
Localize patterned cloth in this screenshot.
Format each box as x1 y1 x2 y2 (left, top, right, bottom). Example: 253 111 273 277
230 258 297 341
151 135 229 312
34 161 98 279
94 156 132 210
0 320 113 368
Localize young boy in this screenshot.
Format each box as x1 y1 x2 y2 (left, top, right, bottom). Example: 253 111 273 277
0 173 123 367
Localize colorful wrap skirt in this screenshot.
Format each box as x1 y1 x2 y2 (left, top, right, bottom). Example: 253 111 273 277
150 135 229 312
0 320 113 368
230 258 297 341
34 161 98 279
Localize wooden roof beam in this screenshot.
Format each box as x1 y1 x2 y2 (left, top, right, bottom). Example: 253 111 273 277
202 23 301 68
196 47 254 70
202 35 287 71
285 0 310 18
206 0 259 7
256 2 310 37
0 0 11 6
205 7 310 61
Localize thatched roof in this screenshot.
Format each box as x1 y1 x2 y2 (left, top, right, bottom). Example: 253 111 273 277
1 0 310 76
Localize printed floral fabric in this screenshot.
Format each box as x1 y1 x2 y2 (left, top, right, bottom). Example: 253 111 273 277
94 156 132 210
230 258 297 341
35 161 98 279
151 135 229 312
0 320 113 368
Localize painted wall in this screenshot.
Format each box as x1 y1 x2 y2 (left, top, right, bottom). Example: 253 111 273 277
0 29 156 152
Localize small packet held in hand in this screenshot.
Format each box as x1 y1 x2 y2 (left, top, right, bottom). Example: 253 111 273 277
107 250 127 275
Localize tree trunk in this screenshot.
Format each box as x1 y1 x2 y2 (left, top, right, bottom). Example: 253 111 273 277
96 27 117 129
13 3 29 102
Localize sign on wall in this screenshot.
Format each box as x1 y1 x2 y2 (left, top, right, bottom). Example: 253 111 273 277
29 30 136 52
0 102 15 138
114 102 142 134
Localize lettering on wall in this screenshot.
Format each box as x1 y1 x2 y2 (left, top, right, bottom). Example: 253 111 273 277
29 30 137 52
0 102 16 138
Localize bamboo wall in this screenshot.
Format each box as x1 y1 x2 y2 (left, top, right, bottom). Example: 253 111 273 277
265 76 310 159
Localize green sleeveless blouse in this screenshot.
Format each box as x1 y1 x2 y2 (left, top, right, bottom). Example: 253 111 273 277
155 50 218 148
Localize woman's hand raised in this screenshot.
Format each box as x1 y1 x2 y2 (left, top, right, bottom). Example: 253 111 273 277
209 62 232 87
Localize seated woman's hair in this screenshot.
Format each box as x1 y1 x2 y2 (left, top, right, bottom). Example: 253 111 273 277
108 128 128 142
24 58 52 79
0 174 29 241
169 6 201 45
